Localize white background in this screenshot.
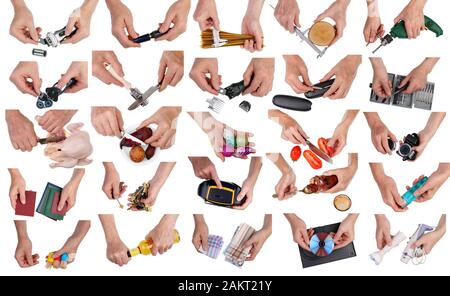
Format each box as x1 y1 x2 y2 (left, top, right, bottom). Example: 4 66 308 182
0 0 449 276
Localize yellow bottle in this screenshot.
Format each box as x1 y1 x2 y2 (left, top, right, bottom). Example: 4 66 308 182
128 229 181 257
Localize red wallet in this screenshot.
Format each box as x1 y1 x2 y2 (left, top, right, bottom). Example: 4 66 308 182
15 191 36 217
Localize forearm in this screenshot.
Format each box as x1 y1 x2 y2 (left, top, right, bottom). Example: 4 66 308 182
436 163 450 178
375 214 387 224
188 112 219 133
410 0 427 9
340 110 359 128
436 214 446 235
193 214 206 226
99 214 121 243
70 168 85 185
159 214 179 229
418 57 439 74
8 168 22 179
369 163 385 182
366 0 379 17
151 162 176 185
247 157 263 182
245 0 264 19
336 0 351 7
81 0 99 11
103 161 116 172
348 153 358 170
369 57 385 71
268 109 291 127
14 221 29 240
261 214 272 233
69 220 91 245
364 112 382 129
422 112 445 137
105 0 121 9
11 0 27 10
346 213 359 223
267 153 292 174
284 213 298 224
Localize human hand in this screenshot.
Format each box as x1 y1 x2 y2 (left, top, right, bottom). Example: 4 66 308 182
274 0 300 33
158 51 184 91
286 214 311 251
192 218 209 251
371 59 392 98
35 110 77 134
315 0 350 45
334 214 358 250
6 110 38 152
189 58 221 95
241 15 263 52
375 214 392 250
394 0 426 39
102 162 127 200
51 238 79 269
242 58 274 97
398 65 429 94
280 116 308 145
189 157 221 188
56 62 88 93
233 178 256 210
283 55 313 94
209 122 254 162
242 227 271 261
92 51 125 86
193 0 220 30
15 236 39 268
157 0 190 41
410 167 450 203
327 123 349 157
91 107 124 138
145 216 178 255
275 168 297 200
62 1 98 44
413 216 446 254
106 238 130 266
106 0 139 48
375 174 406 212
9 169 26 210
59 178 81 212
10 61 42 97
323 162 357 194
321 55 361 99
137 107 181 149
364 17 384 44
369 117 397 155
10 1 40 44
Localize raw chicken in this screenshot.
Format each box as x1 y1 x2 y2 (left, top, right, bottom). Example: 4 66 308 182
44 123 93 168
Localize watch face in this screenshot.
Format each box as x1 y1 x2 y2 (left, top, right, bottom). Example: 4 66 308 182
207 187 234 206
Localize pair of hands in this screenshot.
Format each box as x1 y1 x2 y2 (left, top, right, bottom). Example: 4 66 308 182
284 55 361 99
189 58 274 97
370 58 437 97
189 157 257 209
106 215 178 266
6 110 76 152
364 0 426 43
192 215 271 261
92 51 183 92
286 213 358 251
10 0 96 45
375 214 445 255
91 106 180 149
107 0 190 48
10 62 88 97
371 163 450 212
275 0 349 45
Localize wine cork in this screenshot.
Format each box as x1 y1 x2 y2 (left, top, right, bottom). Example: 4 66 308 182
309 21 336 46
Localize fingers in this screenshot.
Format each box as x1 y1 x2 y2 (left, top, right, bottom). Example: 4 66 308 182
210 168 222 189
65 16 78 37
58 193 68 211
112 20 139 48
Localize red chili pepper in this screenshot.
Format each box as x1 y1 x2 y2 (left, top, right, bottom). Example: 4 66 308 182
304 150 322 169
290 146 302 161
318 138 334 157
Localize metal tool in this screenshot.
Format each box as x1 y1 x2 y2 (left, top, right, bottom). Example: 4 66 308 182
306 140 333 164
39 26 78 48
212 28 228 48
104 63 158 110
120 131 147 146
206 97 225 113
38 136 67 145
36 78 77 109
372 15 443 54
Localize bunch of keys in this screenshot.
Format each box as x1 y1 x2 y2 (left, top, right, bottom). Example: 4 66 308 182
128 182 152 211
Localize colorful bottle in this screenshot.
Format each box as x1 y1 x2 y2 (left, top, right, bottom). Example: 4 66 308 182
401 176 428 208
127 230 181 257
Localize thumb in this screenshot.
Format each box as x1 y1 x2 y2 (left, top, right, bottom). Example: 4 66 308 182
211 170 222 189
58 193 67 211
116 111 124 134
65 17 77 36
31 74 42 95
314 12 327 23
125 18 138 38
212 17 220 31
57 72 73 90
385 234 393 246
388 130 398 142
26 252 35 266
137 116 155 130
333 229 343 244
160 12 174 33
414 181 431 197
158 60 167 85
242 237 255 249
413 236 426 249
294 11 301 27
210 72 221 91
19 188 26 205
28 22 40 42
398 75 410 88
323 169 337 176
243 64 254 86
202 237 209 252
394 16 401 24
327 137 337 148
53 249 64 258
